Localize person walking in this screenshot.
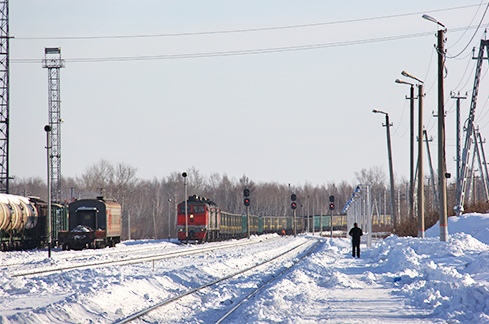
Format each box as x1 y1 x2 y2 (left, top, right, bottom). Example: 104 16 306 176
349 222 363 258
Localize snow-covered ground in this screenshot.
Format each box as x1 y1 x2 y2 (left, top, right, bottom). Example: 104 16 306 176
1 213 489 323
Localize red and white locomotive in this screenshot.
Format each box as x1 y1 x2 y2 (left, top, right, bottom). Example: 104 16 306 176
177 195 222 243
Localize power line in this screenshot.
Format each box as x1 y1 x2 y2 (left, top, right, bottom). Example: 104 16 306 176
11 26 480 64
446 2 489 58
14 3 487 41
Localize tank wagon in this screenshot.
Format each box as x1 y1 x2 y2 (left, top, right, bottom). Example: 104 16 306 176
59 197 122 250
177 194 303 243
0 194 68 251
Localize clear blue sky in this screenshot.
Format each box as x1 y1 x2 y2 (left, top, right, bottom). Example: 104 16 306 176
9 1 489 187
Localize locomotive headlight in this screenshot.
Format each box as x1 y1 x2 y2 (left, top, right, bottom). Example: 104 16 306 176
190 214 194 219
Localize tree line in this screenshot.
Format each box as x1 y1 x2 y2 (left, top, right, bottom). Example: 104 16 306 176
10 159 471 239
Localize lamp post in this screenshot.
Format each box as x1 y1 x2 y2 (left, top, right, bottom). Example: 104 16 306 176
372 109 397 229
167 198 172 241
182 172 188 243
44 125 52 258
399 71 425 237
395 78 415 222
423 14 449 242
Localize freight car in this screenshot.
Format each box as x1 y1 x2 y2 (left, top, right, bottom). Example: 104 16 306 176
177 195 303 243
59 197 122 250
0 194 68 251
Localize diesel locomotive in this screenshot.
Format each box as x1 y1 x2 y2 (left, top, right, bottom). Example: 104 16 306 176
59 196 122 250
177 194 304 243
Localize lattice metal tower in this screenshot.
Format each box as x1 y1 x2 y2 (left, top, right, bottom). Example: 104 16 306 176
42 48 64 203
0 1 9 193
454 39 489 215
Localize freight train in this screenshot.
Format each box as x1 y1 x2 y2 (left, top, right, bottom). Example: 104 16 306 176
177 195 304 243
0 194 68 251
59 197 122 250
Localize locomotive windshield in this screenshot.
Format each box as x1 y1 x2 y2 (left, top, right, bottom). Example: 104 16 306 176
178 205 191 213
193 205 205 213
178 205 205 213
75 209 97 230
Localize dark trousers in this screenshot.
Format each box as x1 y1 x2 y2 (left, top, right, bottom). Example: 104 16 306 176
352 240 360 257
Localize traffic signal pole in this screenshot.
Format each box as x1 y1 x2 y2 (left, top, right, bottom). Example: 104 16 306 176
246 205 250 239
244 188 251 239
329 195 335 238
291 193 297 237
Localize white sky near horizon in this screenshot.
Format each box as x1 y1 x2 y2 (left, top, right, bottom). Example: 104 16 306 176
9 1 489 187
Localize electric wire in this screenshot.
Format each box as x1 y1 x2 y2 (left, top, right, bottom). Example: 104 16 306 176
452 53 477 92
446 0 485 50
393 97 409 138
11 26 482 64
14 3 487 41
446 2 489 59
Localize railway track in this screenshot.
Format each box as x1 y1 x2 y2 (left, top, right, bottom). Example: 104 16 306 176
115 237 321 324
2 241 175 269
9 236 280 277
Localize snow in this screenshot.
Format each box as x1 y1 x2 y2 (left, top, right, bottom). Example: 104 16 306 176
1 213 488 323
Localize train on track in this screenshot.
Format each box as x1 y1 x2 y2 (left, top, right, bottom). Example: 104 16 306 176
0 194 122 251
0 194 68 251
59 197 122 250
177 195 304 243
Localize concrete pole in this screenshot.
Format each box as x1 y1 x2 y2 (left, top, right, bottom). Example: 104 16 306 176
437 29 449 242
418 84 425 238
385 113 397 230
409 84 415 220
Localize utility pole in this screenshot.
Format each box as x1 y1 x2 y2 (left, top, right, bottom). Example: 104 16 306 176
477 132 489 196
437 27 449 242
474 130 489 201
418 83 425 238
405 83 415 221
395 78 415 220
451 92 467 198
422 14 449 241
372 109 397 229
424 130 438 210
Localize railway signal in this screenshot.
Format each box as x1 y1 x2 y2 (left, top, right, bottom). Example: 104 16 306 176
291 193 297 201
244 188 250 197
291 202 297 210
329 203 335 210
244 197 250 206
329 195 335 202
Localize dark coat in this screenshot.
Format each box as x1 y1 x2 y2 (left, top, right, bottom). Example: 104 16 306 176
349 226 363 243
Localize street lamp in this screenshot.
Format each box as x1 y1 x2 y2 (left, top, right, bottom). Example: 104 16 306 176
422 14 445 28
182 172 188 243
44 125 52 258
395 78 415 222
399 71 425 238
423 13 449 242
372 109 397 230
167 198 172 241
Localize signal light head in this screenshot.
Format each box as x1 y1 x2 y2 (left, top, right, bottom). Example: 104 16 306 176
244 198 251 206
329 203 335 210
291 202 297 210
